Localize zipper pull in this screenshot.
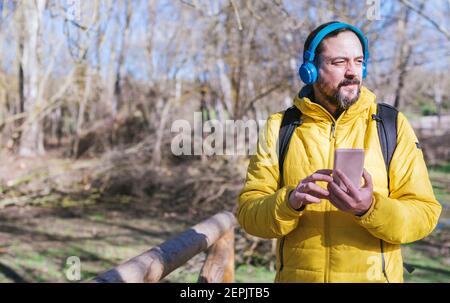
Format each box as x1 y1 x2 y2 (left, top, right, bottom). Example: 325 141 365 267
331 122 336 139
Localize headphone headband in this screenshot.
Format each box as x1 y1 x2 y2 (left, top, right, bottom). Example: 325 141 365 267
299 22 369 84
303 22 369 62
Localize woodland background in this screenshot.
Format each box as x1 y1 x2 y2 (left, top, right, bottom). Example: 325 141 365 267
0 0 449 282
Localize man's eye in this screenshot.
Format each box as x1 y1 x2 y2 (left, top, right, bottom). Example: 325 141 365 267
333 61 345 65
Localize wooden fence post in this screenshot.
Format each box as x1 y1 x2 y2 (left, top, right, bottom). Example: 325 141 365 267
94 211 237 283
198 229 234 283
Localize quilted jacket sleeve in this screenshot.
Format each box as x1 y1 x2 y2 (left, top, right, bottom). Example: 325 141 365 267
237 115 303 239
356 112 442 244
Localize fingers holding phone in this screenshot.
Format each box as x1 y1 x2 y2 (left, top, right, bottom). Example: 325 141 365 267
326 149 374 216
288 169 333 210
328 168 374 216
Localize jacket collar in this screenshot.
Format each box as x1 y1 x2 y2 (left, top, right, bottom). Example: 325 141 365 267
293 85 376 124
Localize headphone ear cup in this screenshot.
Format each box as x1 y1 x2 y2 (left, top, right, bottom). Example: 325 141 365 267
362 62 367 79
299 62 318 84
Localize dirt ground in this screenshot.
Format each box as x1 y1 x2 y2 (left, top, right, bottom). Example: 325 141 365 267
0 197 196 282
0 150 247 282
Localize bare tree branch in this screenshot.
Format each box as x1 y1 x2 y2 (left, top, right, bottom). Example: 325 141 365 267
230 0 243 31
399 0 450 40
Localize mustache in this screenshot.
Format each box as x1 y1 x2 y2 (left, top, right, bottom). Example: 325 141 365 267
339 78 361 87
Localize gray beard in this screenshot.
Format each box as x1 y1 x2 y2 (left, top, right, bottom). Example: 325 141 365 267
318 82 361 110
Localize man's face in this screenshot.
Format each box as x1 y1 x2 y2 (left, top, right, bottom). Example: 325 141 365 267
314 31 364 110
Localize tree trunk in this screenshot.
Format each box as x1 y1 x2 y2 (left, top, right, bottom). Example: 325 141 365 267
19 0 47 156
151 97 171 166
73 67 93 156
393 1 425 109
113 0 132 117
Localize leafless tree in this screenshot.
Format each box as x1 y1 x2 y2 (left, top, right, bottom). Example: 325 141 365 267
0 0 447 159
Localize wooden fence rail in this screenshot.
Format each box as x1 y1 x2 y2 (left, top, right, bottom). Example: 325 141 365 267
93 211 237 283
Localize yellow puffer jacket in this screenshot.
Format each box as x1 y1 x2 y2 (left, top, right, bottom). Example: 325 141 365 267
238 86 441 282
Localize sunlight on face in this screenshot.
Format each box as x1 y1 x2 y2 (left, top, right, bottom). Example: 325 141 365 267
315 31 364 110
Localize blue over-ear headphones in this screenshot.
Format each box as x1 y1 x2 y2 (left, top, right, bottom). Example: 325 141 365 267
299 22 369 84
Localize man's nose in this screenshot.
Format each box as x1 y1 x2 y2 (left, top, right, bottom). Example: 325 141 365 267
345 62 359 78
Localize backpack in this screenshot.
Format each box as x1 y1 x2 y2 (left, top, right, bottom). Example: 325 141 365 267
277 103 398 189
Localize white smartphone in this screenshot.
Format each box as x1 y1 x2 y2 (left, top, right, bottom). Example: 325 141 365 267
333 149 365 191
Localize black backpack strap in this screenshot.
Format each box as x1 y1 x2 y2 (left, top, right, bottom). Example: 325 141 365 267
278 106 302 187
372 103 399 192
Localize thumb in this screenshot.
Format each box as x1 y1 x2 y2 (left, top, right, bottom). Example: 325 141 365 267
362 168 373 189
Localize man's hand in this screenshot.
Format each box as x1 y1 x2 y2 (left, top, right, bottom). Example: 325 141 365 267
289 169 333 210
327 168 374 216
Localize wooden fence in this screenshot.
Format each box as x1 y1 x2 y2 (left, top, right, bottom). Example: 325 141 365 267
93 211 237 283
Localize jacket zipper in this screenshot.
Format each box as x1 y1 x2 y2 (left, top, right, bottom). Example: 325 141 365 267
330 121 336 139
325 121 336 282
289 102 339 282
279 237 285 272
